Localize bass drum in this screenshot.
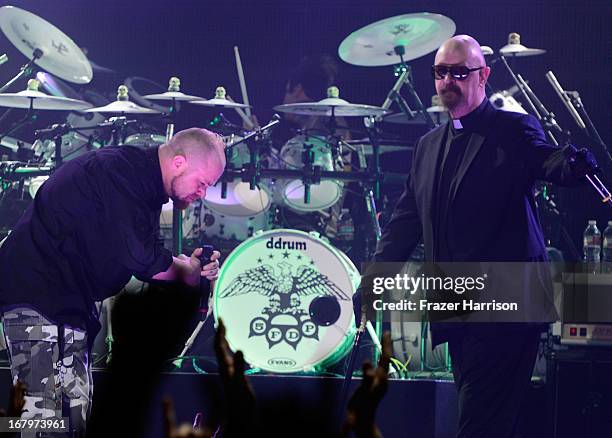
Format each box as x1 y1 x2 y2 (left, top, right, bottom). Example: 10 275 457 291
277 135 343 212
213 229 359 373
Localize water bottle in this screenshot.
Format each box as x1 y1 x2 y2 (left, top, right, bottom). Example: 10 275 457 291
337 208 355 241
583 220 601 274
602 221 612 274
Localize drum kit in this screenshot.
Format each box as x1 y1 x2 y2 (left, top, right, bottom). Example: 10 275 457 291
2 6 606 374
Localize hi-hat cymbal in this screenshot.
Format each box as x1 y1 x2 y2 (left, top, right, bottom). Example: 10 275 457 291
338 13 456 66
85 100 160 114
499 32 546 57
0 6 93 83
274 86 388 117
0 80 92 111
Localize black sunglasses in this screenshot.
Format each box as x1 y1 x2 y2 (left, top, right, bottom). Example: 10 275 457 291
431 65 484 80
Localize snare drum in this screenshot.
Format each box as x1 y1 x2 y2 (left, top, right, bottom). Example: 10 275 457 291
278 135 343 212
214 229 359 373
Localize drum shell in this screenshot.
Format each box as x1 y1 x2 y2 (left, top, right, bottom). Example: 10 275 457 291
277 135 343 212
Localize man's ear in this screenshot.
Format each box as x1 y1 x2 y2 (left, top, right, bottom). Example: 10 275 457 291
172 154 186 169
480 66 491 87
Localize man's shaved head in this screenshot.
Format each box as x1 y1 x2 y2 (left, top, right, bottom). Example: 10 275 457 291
433 35 490 118
435 35 486 69
158 128 226 209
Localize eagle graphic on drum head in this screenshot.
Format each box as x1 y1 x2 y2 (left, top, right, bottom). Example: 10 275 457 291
219 261 351 316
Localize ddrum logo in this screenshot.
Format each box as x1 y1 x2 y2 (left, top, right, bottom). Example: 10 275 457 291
266 237 307 250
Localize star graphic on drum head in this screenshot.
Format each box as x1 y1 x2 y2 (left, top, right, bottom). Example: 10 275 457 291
268 254 274 260
282 251 290 259
296 254 303 261
257 258 263 264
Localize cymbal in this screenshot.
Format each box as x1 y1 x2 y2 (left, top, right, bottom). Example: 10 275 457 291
383 107 449 125
0 80 93 111
274 86 388 117
190 86 251 108
144 91 204 101
86 84 160 114
338 13 456 66
144 76 205 102
85 100 160 114
0 6 92 83
499 32 546 57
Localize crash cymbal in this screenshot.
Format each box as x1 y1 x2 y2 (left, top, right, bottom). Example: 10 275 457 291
85 85 160 114
338 13 456 66
384 108 449 125
499 33 546 57
0 79 92 111
0 6 92 83
274 86 388 117
144 77 205 101
190 86 251 108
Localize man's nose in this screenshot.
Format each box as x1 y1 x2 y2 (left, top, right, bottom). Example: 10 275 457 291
197 187 206 199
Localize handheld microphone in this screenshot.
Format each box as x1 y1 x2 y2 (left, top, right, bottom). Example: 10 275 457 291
197 244 215 320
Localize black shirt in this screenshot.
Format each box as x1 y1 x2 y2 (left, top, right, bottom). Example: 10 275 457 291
0 146 173 336
433 97 489 261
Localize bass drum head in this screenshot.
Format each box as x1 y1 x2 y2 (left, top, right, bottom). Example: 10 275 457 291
204 181 271 217
214 229 358 373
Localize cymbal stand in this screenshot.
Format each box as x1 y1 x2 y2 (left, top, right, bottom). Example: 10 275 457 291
391 47 436 129
0 49 42 94
499 55 563 146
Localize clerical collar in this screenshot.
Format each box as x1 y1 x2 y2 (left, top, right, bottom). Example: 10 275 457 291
450 97 489 133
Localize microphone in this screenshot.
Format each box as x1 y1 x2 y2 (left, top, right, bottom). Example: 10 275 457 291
545 71 587 130
197 245 215 320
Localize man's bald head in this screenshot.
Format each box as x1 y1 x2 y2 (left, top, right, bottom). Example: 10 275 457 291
435 35 486 68
158 128 226 209
433 35 490 118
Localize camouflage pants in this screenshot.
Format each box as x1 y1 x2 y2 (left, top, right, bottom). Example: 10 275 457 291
2 307 92 437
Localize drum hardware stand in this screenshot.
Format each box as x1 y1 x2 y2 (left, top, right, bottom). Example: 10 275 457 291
35 122 73 168
546 71 612 166
0 49 42 94
501 57 611 209
391 49 436 129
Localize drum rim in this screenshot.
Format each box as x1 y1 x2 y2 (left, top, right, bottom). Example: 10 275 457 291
213 228 358 373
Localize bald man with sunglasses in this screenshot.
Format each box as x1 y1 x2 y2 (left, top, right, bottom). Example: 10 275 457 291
369 35 590 437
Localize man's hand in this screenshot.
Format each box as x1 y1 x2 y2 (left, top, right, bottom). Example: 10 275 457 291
163 397 209 438
178 248 221 287
567 145 600 179
341 332 392 438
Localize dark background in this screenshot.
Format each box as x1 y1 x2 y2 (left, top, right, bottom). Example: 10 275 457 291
1 0 610 255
